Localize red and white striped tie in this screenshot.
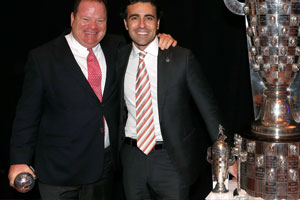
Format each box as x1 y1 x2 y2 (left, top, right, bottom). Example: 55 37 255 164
136 52 156 155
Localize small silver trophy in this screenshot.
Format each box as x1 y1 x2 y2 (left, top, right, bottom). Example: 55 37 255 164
207 125 235 193
14 167 35 193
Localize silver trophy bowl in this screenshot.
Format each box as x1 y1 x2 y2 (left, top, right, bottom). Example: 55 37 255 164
224 0 300 139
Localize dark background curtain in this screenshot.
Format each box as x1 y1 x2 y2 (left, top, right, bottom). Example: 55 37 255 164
1 0 253 199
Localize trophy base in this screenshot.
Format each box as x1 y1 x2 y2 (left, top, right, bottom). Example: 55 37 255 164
233 188 249 200
240 133 300 199
251 122 300 142
212 183 229 193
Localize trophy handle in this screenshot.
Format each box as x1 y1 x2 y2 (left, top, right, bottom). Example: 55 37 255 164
223 0 245 16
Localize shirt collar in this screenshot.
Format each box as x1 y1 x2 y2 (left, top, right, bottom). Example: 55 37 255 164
67 32 101 55
132 36 159 58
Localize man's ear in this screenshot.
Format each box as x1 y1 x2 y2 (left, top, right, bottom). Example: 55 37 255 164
71 12 75 26
124 19 129 30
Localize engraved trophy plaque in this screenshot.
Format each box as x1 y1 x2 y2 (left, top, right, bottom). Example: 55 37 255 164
207 125 235 193
224 0 300 199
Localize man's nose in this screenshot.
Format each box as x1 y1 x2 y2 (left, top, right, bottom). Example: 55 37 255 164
139 19 145 28
89 20 97 28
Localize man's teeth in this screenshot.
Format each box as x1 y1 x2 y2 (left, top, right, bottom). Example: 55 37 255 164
137 32 147 35
85 31 97 35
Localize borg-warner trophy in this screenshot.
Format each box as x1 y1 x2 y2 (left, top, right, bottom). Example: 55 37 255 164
224 0 300 199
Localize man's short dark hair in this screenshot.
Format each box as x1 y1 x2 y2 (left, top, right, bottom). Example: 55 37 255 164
73 0 108 17
121 0 163 20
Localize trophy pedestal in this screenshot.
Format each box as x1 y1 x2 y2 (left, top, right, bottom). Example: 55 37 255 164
206 180 263 200
241 134 300 199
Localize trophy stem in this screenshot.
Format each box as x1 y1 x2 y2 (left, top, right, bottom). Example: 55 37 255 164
251 86 300 140
212 183 229 193
261 87 293 127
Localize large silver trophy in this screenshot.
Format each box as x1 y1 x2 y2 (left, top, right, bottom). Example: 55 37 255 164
224 0 300 199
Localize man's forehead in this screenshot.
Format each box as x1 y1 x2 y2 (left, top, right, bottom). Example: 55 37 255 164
127 4 156 16
128 3 156 11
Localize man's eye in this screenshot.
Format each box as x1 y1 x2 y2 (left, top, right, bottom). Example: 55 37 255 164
130 16 137 20
83 17 89 21
97 19 104 23
146 16 153 21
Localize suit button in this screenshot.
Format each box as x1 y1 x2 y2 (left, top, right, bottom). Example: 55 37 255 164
100 128 104 133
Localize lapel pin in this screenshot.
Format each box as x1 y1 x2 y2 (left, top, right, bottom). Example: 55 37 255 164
165 57 170 63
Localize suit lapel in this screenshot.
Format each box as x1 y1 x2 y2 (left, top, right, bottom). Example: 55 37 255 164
119 44 133 126
120 45 133 97
157 48 172 108
54 34 100 105
101 41 114 102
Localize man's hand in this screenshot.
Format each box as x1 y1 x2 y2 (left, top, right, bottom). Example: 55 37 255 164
157 33 177 50
8 164 36 188
229 161 238 181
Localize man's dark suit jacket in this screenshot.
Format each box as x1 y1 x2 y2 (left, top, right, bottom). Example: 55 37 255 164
117 44 221 185
10 32 125 186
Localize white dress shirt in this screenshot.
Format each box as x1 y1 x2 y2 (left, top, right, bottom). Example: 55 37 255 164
65 33 110 148
124 37 163 141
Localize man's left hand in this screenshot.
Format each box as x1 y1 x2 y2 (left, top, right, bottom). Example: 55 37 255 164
157 33 177 50
229 161 238 181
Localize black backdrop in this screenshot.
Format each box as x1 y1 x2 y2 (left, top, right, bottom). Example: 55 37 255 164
1 0 253 199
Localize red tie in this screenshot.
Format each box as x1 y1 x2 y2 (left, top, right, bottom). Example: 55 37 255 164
87 48 106 136
87 48 102 102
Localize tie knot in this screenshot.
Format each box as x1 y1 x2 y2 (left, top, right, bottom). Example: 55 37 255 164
87 48 94 54
139 52 146 59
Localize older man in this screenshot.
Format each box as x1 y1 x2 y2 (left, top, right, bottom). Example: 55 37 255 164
8 0 176 199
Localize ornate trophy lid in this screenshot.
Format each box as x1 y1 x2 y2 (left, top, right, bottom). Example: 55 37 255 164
213 124 229 152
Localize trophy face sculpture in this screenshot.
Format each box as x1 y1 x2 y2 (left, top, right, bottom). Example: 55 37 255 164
224 0 300 199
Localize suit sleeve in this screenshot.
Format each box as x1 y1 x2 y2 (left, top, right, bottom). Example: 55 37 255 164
10 52 44 165
186 50 221 141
